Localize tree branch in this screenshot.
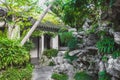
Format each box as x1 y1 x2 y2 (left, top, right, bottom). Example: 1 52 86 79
20 0 55 46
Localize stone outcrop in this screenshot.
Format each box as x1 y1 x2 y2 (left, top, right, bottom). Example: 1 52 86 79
114 32 120 44
106 57 120 79
51 17 120 80
52 51 75 80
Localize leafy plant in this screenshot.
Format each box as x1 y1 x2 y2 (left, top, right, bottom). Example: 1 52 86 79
109 0 115 7
0 28 7 38
44 31 56 38
48 61 55 66
67 37 78 50
52 0 108 29
59 31 73 44
31 30 43 37
97 30 106 37
24 40 34 51
59 31 78 50
96 37 115 54
85 23 98 34
64 51 78 63
58 27 68 32
74 71 93 80
102 55 108 62
51 73 68 80
43 49 58 59
99 71 111 80
112 50 120 59
0 37 30 70
31 30 56 37
0 63 33 80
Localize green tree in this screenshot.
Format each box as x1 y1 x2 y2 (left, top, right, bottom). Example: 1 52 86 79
51 0 110 29
0 0 41 39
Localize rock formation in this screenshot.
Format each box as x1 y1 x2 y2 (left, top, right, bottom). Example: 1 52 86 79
51 17 120 80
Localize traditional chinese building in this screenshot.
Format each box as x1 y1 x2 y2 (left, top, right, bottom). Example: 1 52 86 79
30 22 69 61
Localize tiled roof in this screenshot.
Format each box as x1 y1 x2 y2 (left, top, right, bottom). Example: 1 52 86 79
37 22 68 32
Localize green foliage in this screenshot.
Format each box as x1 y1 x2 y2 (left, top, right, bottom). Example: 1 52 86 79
99 71 111 80
24 40 34 51
85 23 98 34
51 73 68 80
52 0 108 28
0 64 33 80
48 61 55 66
59 31 78 50
43 49 58 59
44 31 56 38
97 37 120 59
109 0 115 7
0 29 7 38
59 31 73 44
112 50 120 59
19 20 33 30
21 28 30 38
31 30 43 37
74 71 93 80
97 30 106 37
86 29 96 35
67 37 78 50
59 27 68 32
64 51 78 63
31 30 56 37
96 37 115 54
0 0 41 19
102 55 108 62
0 0 42 38
43 14 62 25
0 37 30 70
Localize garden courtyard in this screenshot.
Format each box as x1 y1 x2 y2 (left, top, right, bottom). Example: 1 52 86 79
0 0 120 80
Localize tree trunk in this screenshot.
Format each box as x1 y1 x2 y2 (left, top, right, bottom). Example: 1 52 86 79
7 23 20 39
20 0 54 46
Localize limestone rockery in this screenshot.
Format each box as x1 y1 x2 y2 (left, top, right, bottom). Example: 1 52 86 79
50 19 120 80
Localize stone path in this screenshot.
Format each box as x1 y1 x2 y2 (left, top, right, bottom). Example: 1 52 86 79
32 65 53 80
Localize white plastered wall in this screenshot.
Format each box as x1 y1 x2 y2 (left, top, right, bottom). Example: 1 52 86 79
52 35 58 50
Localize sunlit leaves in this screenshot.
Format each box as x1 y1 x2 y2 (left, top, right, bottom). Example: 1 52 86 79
52 0 109 29
1 0 41 19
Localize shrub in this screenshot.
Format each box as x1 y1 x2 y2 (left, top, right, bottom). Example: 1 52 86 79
99 71 111 80
67 37 78 50
112 50 120 59
24 40 34 51
74 71 93 80
96 37 120 59
0 63 33 80
59 31 78 50
64 51 78 63
59 31 73 45
51 73 68 80
43 49 58 59
0 37 30 70
96 37 115 54
48 61 55 66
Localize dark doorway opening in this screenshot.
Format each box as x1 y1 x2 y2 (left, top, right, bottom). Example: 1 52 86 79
44 34 51 49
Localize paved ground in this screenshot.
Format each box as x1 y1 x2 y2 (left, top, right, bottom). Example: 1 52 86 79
31 58 40 65
32 65 53 80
